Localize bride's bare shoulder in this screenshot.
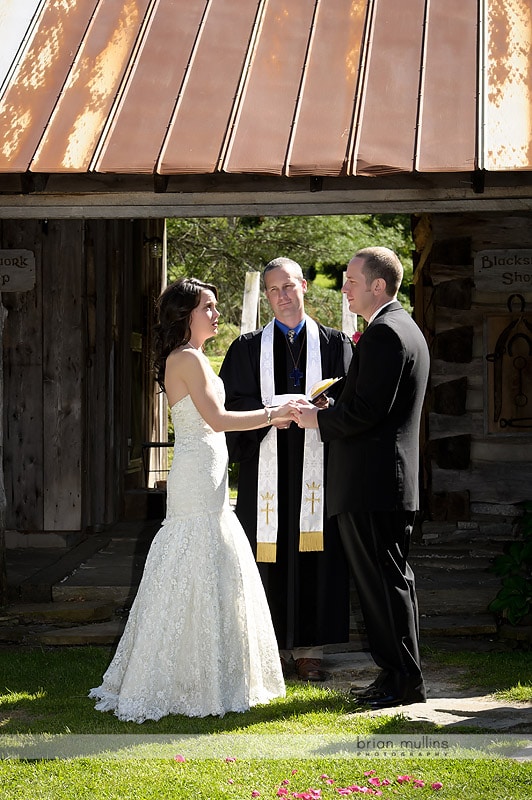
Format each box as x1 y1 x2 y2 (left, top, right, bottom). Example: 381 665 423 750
166 347 206 384
167 345 199 364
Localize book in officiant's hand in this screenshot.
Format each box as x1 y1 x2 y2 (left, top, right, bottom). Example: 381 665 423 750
307 377 342 403
271 377 343 408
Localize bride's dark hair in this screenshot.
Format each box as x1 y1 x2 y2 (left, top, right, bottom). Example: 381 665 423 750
153 277 218 390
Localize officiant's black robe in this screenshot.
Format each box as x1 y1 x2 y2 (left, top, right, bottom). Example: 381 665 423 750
219 321 353 650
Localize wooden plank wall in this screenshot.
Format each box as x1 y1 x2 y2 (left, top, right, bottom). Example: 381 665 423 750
85 220 106 527
84 219 124 528
2 219 44 532
414 212 532 537
0 217 163 540
42 220 84 531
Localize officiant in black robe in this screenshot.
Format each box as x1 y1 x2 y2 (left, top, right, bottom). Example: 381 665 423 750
219 257 353 681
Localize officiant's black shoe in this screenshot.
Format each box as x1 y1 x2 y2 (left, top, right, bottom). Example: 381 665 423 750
295 658 328 682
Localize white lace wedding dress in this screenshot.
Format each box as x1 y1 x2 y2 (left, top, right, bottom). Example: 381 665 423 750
89 369 285 722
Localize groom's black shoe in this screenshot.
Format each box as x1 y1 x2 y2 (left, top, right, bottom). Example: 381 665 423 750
350 677 426 709
349 682 385 699
359 689 426 709
349 670 391 698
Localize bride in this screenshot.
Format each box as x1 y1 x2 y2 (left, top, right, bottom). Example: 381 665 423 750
89 277 296 722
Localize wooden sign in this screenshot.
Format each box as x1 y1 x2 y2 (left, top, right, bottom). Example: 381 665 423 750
485 314 532 433
0 250 35 291
474 249 532 292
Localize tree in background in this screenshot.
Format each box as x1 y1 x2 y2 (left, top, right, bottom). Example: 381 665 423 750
167 214 413 336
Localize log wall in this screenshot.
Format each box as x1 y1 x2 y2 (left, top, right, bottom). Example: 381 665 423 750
414 212 532 541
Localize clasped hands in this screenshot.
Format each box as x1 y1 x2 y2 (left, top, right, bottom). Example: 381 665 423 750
270 398 322 430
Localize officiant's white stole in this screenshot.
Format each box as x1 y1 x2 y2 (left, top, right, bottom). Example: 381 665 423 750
256 316 324 563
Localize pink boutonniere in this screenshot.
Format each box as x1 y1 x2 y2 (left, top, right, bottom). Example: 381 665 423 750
352 331 362 344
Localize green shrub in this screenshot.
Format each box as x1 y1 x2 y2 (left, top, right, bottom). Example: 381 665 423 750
489 501 532 625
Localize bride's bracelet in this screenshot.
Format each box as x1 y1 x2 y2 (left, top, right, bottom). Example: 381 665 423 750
265 407 273 425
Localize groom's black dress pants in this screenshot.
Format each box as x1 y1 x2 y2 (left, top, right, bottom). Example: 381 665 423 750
337 509 424 696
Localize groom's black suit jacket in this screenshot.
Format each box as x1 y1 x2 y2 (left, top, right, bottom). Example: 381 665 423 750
318 301 430 518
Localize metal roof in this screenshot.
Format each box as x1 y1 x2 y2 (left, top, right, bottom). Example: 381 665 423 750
0 0 531 216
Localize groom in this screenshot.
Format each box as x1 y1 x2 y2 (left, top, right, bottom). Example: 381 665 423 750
220 257 352 681
295 247 430 708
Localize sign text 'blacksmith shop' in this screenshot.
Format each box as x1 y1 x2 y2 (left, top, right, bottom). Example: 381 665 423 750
474 249 532 292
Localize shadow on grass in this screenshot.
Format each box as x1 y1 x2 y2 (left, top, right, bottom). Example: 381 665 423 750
4 646 528 737
0 647 455 736
1 688 456 740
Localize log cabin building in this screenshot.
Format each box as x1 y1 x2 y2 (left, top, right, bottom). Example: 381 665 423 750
0 1 531 591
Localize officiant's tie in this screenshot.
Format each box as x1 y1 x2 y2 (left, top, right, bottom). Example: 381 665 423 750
285 329 305 387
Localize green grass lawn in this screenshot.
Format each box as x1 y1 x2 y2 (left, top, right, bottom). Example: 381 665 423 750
2 757 531 800
0 647 531 799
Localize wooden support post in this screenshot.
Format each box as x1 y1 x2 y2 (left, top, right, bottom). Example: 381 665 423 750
342 271 357 339
241 271 261 334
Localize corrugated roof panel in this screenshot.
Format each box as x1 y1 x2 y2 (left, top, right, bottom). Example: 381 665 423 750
483 0 532 170
0 0 100 173
353 0 426 175
416 0 477 172
0 0 43 92
31 0 152 173
94 0 208 174
222 0 316 175
158 0 259 175
286 0 368 178
0 1 529 181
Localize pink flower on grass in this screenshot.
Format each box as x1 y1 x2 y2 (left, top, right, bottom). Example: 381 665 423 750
173 754 186 763
292 792 321 800
251 792 261 798
431 782 443 791
277 789 289 797
413 780 425 788
397 776 412 784
225 756 236 763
